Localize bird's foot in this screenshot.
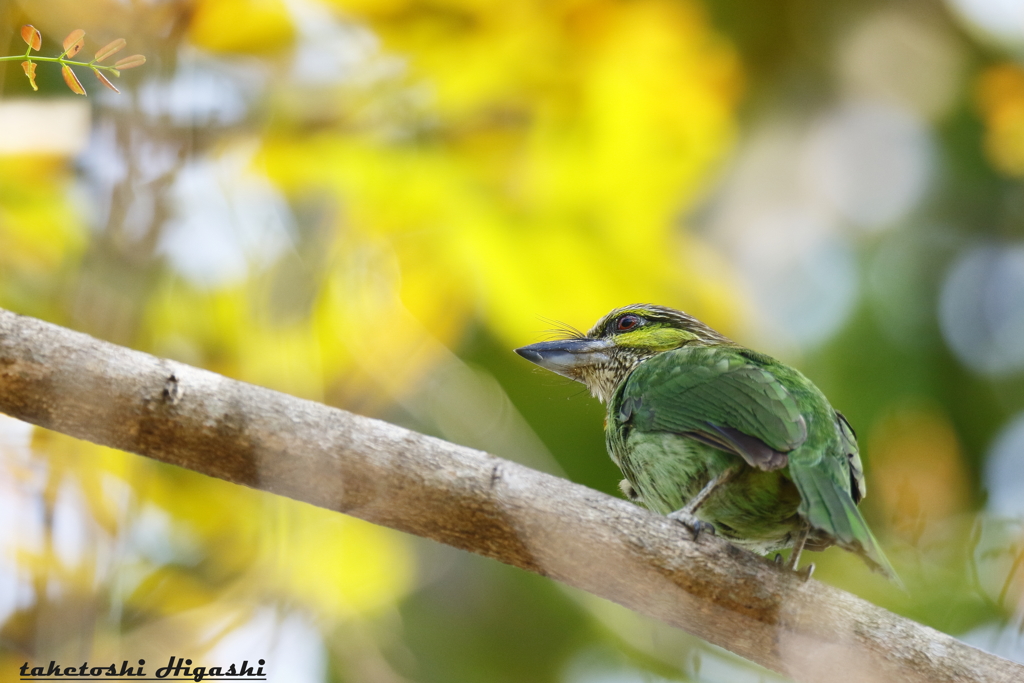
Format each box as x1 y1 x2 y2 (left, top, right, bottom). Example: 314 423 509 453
774 552 813 581
796 563 815 582
667 510 715 540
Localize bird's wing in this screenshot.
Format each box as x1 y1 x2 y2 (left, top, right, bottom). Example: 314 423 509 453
836 411 866 504
617 347 807 471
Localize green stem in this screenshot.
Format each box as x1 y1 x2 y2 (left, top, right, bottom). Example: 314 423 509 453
0 53 120 75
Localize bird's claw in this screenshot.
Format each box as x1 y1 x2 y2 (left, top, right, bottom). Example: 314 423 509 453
774 553 784 565
797 563 815 582
667 510 715 540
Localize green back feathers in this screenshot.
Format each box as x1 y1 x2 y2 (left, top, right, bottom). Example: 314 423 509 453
617 347 807 470
613 343 900 583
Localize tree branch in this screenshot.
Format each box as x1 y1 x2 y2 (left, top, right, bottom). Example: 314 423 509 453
0 307 1019 682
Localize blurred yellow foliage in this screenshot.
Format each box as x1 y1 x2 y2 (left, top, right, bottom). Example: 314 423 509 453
0 156 84 275
144 283 331 401
259 0 742 397
190 0 296 53
976 63 1024 176
11 429 413 629
261 503 415 616
132 0 746 409
1 0 747 664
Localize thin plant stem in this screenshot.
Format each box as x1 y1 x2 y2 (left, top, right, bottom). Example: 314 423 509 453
0 54 121 76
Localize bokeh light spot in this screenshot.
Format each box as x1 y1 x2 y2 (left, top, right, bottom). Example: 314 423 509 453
801 100 933 231
984 412 1024 518
939 244 1024 375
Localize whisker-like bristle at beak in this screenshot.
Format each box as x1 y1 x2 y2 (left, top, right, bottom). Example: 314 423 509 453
537 316 587 341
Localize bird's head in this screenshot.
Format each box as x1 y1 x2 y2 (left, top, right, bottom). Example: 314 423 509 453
515 304 730 402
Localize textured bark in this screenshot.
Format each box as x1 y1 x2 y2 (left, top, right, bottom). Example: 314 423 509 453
0 307 1019 682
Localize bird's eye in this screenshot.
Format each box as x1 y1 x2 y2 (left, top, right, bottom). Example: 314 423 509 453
616 315 641 332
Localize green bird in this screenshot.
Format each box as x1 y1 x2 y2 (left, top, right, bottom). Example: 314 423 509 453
515 304 898 582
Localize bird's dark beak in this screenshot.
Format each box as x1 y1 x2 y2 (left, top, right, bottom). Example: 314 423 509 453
514 339 613 379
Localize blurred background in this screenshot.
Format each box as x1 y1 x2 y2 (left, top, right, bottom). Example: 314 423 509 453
1 0 1024 680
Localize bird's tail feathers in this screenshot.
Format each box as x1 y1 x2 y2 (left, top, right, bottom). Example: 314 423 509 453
791 464 902 587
